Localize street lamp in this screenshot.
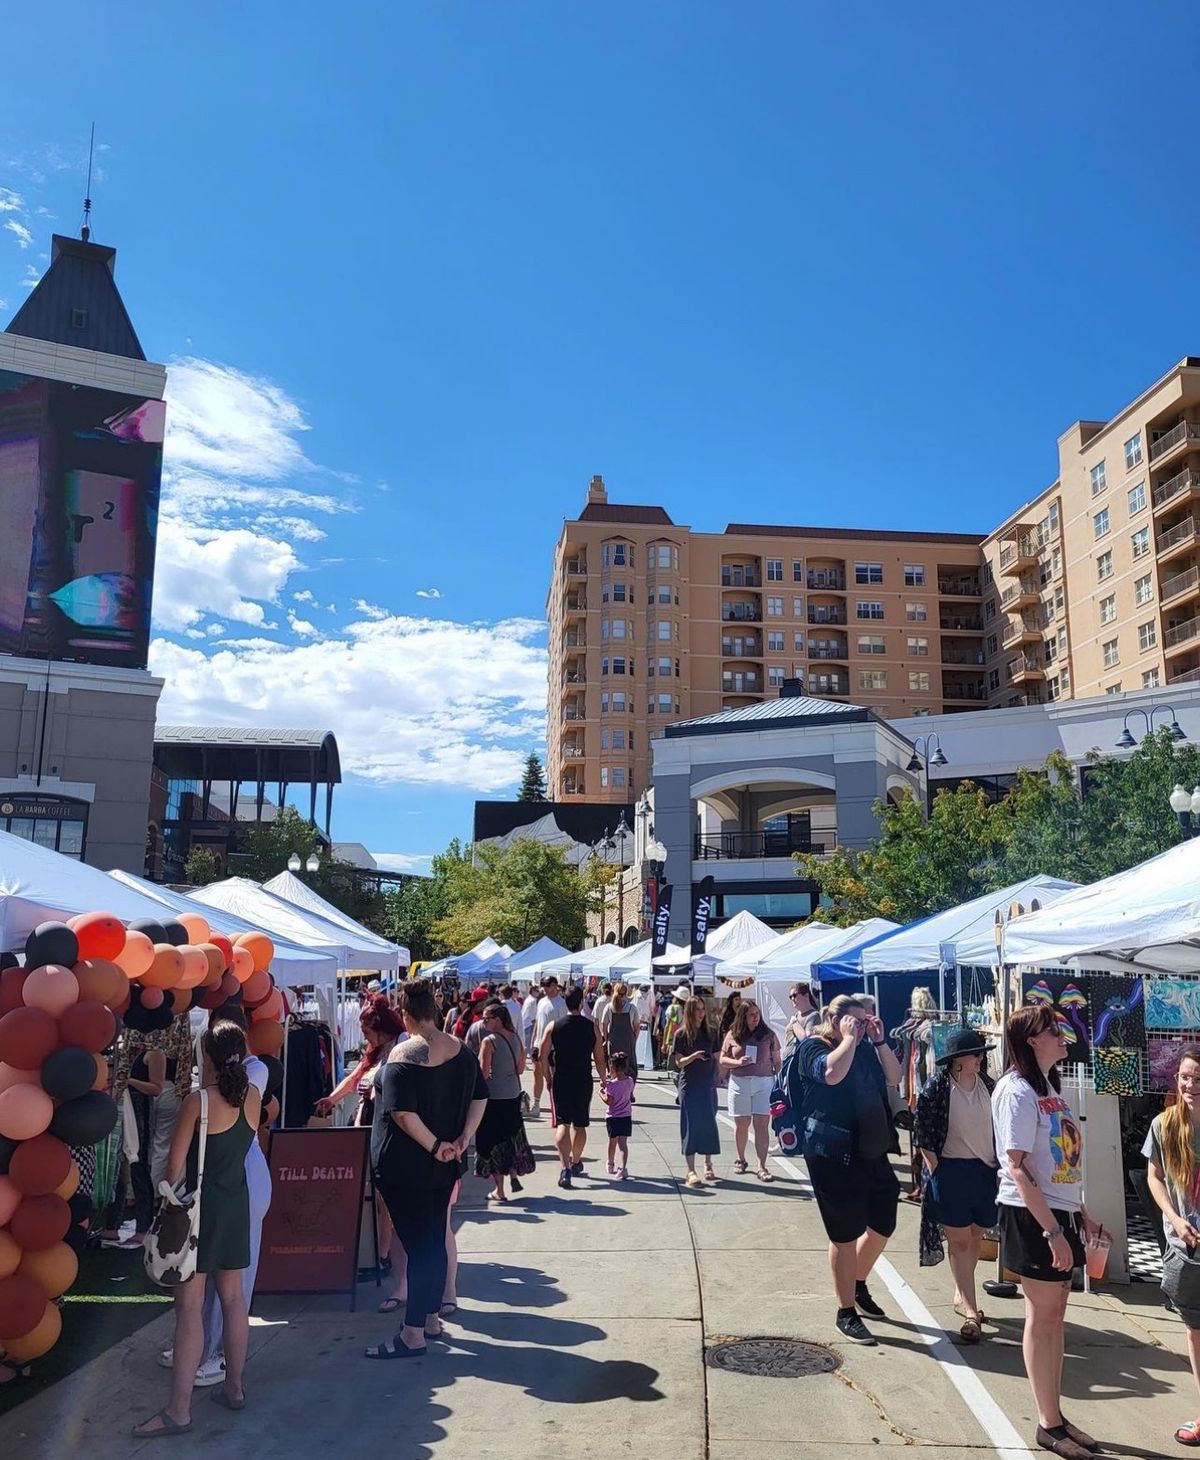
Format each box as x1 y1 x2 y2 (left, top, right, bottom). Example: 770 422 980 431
1116 707 1187 749
287 852 301 873
906 734 948 817
1169 784 1200 837
287 851 322 875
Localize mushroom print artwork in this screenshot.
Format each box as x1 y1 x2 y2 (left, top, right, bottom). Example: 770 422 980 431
1022 972 1093 1065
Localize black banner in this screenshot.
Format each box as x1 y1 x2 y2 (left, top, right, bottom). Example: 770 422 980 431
652 883 673 959
692 876 715 954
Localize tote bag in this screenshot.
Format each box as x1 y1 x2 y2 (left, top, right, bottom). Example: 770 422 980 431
144 1089 208 1287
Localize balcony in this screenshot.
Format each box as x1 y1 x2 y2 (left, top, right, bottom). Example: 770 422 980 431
563 556 588 578
721 637 762 658
807 570 846 591
561 780 586 796
809 641 849 660
942 682 987 701
564 594 587 615
1001 579 1040 610
722 603 762 624
563 630 586 648
998 539 1038 576
561 742 585 760
1161 565 1200 606
721 567 762 588
694 829 835 861
808 675 849 696
807 605 847 626
1003 616 1042 649
1153 467 1200 512
942 647 985 666
1170 666 1200 686
1009 653 1045 683
1165 617 1200 653
721 673 762 694
940 613 983 633
937 575 982 597
1150 420 1200 465
563 669 587 685
1156 518 1198 562
562 706 582 722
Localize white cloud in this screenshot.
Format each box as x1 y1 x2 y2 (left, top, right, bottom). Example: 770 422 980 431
4 220 32 249
371 852 435 875
153 520 300 630
286 612 319 638
0 188 22 213
20 263 39 289
165 358 314 481
415 587 442 600
150 611 548 791
292 589 316 604
354 598 387 621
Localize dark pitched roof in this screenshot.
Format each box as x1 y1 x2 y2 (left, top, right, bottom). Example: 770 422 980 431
5 235 145 360
578 503 674 526
473 799 635 845
665 697 873 738
723 523 984 545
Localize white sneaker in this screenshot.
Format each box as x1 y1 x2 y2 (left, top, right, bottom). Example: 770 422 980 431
158 1348 173 1369
193 1357 226 1387
530 1103 541 1118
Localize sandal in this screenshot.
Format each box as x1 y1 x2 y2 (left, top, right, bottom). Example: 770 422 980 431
365 1338 426 1360
733 1159 749 1174
377 1296 403 1314
131 1411 193 1438
1176 1419 1200 1447
0 1362 30 1386
438 1302 458 1319
685 1171 704 1188
756 1168 774 1183
210 1386 245 1412
958 1317 982 1344
953 1300 984 1325
703 1167 718 1183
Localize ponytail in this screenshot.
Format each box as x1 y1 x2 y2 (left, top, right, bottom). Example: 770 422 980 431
203 1018 250 1108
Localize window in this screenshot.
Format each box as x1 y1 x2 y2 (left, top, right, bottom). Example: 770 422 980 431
1138 620 1157 651
1143 668 1161 688
1105 683 1122 695
1099 594 1116 626
792 597 804 617
987 633 998 656
856 601 885 620
906 602 928 621
612 767 626 789
1135 573 1153 605
1132 527 1150 559
907 636 929 656
767 630 785 651
612 655 627 675
1049 502 1060 533
766 559 783 581
1102 638 1119 668
985 598 997 620
1097 550 1113 582
1060 665 1070 690
600 767 609 789
602 582 626 603
768 666 786 687
1054 585 1065 616
908 670 931 691
903 564 926 587
857 634 886 654
1047 674 1060 701
1044 635 1057 663
612 692 627 712
792 560 804 582
657 657 673 677
858 669 888 690
766 596 784 616
988 668 1001 691
1052 546 1062 577
599 729 608 750
1128 482 1146 515
794 632 805 651
1093 507 1110 539
658 694 677 714
656 585 675 604
1124 433 1143 470
606 619 627 639
600 692 609 712
601 542 630 568
654 544 677 570
601 656 610 676
657 621 675 640
610 729 626 750
1090 461 1107 496
855 562 883 585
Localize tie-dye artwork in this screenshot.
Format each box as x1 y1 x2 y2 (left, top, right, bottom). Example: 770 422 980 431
1148 1036 1187 1092
1093 1046 1141 1096
1144 978 1200 1032
1089 975 1146 1052
1022 972 1093 1065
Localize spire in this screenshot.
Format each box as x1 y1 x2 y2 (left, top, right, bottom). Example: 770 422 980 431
587 474 608 506
5 235 146 360
80 122 95 243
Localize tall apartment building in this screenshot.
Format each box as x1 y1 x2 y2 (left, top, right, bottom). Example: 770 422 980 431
546 477 986 803
982 357 1200 707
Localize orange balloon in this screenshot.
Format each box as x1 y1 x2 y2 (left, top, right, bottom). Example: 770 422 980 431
178 947 210 989
114 930 155 981
18 1241 78 1299
0 1231 19 1279
176 912 211 945
0 1063 39 1093
55 1161 80 1201
234 931 274 973
247 1019 284 1057
231 947 255 985
4 1298 62 1361
72 913 127 962
250 989 283 1024
21 965 80 1018
72 958 126 1007
91 1054 107 1091
170 987 193 1014
198 943 225 983
142 944 185 991
241 969 270 1005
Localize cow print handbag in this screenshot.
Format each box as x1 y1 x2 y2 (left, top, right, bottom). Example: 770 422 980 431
144 1088 208 1287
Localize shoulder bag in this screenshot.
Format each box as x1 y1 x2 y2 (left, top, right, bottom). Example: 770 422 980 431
144 1088 208 1287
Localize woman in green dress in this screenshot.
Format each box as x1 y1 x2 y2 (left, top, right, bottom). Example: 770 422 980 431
133 1019 263 1438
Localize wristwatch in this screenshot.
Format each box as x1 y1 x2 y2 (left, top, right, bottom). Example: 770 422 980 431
871 1038 887 1047
1041 1224 1063 1240
430 1138 442 1159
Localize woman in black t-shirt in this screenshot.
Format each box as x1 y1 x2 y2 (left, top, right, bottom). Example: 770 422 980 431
368 980 488 1360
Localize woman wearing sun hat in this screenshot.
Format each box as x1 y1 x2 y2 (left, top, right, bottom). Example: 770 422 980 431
914 1027 998 1343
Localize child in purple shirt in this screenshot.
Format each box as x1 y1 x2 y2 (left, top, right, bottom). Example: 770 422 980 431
601 1052 635 1180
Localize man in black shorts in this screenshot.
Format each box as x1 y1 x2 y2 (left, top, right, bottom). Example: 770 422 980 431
539 985 603 1189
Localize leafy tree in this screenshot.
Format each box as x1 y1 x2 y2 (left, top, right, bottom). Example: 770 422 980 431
235 805 323 883
375 841 468 961
430 838 590 952
183 846 222 887
517 752 548 802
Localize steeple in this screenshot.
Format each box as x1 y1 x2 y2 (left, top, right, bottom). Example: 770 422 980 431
586 474 608 506
5 234 146 360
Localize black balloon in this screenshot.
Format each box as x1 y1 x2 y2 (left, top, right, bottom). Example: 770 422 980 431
128 917 168 945
24 920 79 970
64 1222 89 1255
67 1192 92 1226
121 1002 152 1033
0 952 18 972
259 1054 284 1104
49 1090 118 1146
160 920 189 947
41 1045 99 1102
0 1133 17 1174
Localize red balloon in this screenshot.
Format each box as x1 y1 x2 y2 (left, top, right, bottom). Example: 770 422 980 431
72 958 127 1008
9 1194 71 1251
0 1007 58 1070
209 933 234 970
217 971 239 1003
247 1019 284 1056
0 1273 48 1341
140 987 164 1010
58 1000 117 1054
72 913 127 962
242 969 270 1006
0 1176 20 1226
251 989 283 1024
8 1134 71 1197
0 967 29 1016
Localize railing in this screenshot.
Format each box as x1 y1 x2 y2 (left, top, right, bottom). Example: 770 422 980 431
1162 566 1200 603
563 558 588 576
942 682 987 700
721 676 762 693
807 572 846 590
694 830 835 861
561 743 584 758
1001 578 1038 606
721 641 762 658
564 595 587 612
1002 618 1040 647
1170 666 1200 685
809 677 849 695
1166 617 1200 650
1150 420 1200 463
940 615 983 632
564 671 587 684
942 649 984 666
721 570 762 588
1156 518 1198 555
938 577 982 596
563 633 585 648
561 781 585 796
1009 654 1043 677
722 605 762 623
562 708 581 721
807 608 847 625
1153 468 1200 511
809 644 848 660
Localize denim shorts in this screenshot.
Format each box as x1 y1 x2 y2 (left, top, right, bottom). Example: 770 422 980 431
928 1157 998 1230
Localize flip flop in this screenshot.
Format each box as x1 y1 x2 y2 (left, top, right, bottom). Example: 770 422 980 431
210 1386 245 1411
377 1296 403 1314
131 1411 193 1438
438 1302 459 1319
1175 1419 1200 1447
364 1339 426 1360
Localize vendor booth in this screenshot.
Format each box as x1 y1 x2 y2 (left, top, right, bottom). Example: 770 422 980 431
263 870 408 969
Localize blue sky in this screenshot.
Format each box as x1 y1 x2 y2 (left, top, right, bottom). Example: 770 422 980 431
3 3 1199 872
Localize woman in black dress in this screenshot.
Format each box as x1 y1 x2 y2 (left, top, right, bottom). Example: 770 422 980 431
133 1020 262 1438
672 996 720 1188
475 1002 535 1202
368 980 488 1359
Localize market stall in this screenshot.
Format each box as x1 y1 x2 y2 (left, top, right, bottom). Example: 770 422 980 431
263 870 408 970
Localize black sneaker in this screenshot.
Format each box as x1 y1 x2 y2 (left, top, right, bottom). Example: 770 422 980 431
570 1161 585 1177
855 1280 885 1318
557 1169 572 1190
836 1307 877 1346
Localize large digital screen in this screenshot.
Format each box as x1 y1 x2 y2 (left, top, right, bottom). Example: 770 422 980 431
0 370 164 668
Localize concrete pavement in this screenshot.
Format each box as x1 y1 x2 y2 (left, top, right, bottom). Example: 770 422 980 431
1 1070 1194 1459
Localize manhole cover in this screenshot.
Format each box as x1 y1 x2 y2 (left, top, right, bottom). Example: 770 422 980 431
705 1337 841 1378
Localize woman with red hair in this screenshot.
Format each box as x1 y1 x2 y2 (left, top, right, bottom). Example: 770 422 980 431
316 995 408 1312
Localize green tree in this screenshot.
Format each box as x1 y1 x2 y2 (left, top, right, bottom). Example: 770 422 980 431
431 838 590 952
375 841 469 961
235 804 322 883
517 752 548 802
183 846 222 887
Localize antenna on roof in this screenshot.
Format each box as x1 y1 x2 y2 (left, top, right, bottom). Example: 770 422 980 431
80 123 96 242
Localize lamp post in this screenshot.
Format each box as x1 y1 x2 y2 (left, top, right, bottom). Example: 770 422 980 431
906 734 948 818
287 851 321 875
1169 784 1200 837
1116 707 1186 749
646 832 668 934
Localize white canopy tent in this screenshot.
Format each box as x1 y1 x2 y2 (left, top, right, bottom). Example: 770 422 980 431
419 937 506 981
653 908 776 968
539 942 632 979
610 937 691 980
263 870 407 969
500 936 571 981
108 869 339 988
191 878 376 969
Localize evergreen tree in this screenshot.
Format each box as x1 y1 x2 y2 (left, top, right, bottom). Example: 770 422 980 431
518 751 548 802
